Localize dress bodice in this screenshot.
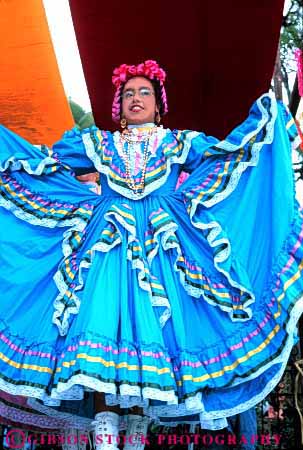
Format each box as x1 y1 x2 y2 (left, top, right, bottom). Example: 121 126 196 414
69 126 216 201
99 163 181 197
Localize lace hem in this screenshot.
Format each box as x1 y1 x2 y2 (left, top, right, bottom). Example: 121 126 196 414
146 294 303 421
1 291 301 422
52 374 177 405
27 398 92 431
0 401 72 430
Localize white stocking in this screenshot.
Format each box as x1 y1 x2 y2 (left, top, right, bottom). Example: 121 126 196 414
62 428 79 450
92 411 120 450
124 414 149 450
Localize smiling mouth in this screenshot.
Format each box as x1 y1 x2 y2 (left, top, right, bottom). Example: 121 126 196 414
130 105 144 112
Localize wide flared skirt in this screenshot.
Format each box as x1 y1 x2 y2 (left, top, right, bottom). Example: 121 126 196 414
0 94 302 427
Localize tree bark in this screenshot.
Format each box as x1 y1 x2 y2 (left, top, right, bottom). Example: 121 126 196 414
273 44 283 100
289 75 301 118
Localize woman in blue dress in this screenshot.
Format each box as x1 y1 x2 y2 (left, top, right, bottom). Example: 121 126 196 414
0 60 302 449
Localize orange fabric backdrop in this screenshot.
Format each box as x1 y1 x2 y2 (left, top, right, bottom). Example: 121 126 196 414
0 0 74 145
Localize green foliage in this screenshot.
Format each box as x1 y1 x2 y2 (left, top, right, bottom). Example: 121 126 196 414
68 98 95 129
69 98 86 123
78 111 95 129
281 0 303 50
280 0 303 73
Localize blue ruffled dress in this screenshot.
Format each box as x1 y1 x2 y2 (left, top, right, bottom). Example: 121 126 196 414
0 93 302 428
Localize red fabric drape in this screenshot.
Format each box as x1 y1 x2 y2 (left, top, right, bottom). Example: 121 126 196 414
69 0 284 138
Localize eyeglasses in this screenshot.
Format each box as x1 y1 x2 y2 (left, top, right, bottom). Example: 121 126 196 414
122 87 155 100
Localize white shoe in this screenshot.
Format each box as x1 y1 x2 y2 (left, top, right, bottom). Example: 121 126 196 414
123 414 149 450
92 411 120 450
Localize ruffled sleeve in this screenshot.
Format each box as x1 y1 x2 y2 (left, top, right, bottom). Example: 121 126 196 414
177 93 302 322
180 131 219 173
0 124 100 338
0 124 59 174
0 124 97 176
52 126 96 175
178 94 301 175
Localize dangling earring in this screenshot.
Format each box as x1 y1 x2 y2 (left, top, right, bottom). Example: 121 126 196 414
155 111 161 125
120 117 127 129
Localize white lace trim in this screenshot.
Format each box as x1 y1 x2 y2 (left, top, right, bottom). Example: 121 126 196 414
146 392 204 419
27 398 92 431
146 221 178 267
0 194 86 230
54 374 116 398
200 93 277 208
105 394 148 409
82 129 200 200
145 208 248 321
191 218 254 320
54 225 122 336
145 220 176 327
0 155 57 175
53 272 81 337
142 386 177 403
52 376 178 406
0 378 46 399
145 294 303 421
42 398 61 406
105 386 178 409
0 369 89 407
145 392 204 418
199 417 228 430
0 400 74 429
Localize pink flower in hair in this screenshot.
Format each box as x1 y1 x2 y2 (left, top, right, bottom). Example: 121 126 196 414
112 60 166 88
136 63 145 75
111 59 168 122
128 65 137 75
144 60 166 83
112 64 129 87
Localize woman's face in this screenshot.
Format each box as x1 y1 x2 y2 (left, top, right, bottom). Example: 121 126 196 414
121 76 158 125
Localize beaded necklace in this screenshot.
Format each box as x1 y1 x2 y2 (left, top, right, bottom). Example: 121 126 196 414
120 126 157 194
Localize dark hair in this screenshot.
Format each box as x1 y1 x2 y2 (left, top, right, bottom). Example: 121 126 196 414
150 79 165 116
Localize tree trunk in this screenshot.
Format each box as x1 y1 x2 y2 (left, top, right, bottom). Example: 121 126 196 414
273 44 283 100
289 75 301 118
